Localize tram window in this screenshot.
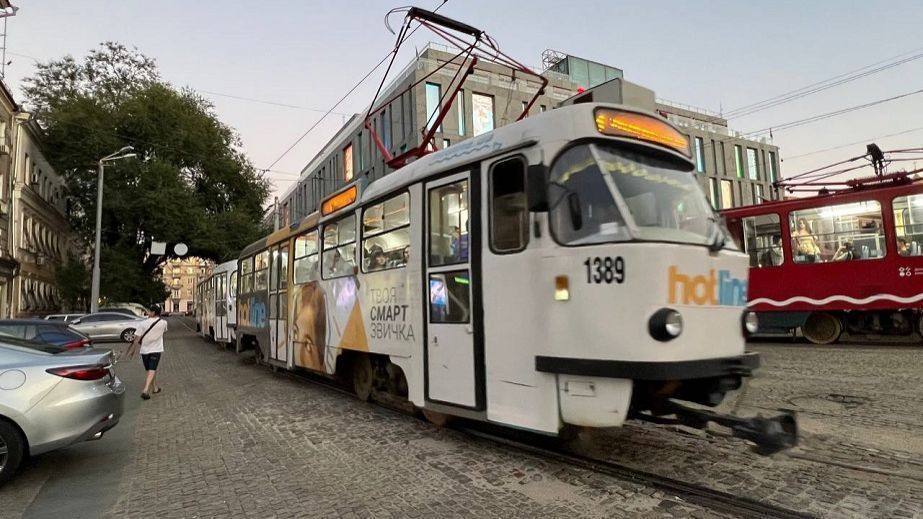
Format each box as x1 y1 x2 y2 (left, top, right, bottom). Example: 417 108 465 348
489 157 529 253
362 192 410 272
739 214 783 267
278 246 289 290
429 180 470 266
790 201 885 263
229 272 238 296
893 195 923 256
549 145 629 245
294 231 320 284
240 256 253 293
255 250 269 290
429 271 470 323
322 214 357 279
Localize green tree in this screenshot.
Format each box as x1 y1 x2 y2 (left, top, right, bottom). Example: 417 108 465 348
24 42 270 305
54 255 91 311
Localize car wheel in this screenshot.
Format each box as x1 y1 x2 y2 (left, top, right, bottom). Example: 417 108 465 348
0 420 25 484
120 329 136 342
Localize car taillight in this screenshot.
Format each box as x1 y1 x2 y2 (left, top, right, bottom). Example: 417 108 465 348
46 365 110 381
62 338 91 350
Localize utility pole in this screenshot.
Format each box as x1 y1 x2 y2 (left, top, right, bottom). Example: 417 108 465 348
90 146 136 313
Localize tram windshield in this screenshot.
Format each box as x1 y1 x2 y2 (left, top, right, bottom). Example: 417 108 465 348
550 143 730 248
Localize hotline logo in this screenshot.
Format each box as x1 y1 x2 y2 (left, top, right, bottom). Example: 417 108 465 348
668 266 747 307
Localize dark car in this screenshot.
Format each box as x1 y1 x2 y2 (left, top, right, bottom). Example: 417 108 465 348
0 320 92 350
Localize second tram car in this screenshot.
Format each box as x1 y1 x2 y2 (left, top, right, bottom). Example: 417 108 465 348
195 260 238 345
723 149 923 344
231 102 794 450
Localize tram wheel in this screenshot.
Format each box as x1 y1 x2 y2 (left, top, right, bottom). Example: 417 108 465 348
352 354 374 402
802 312 842 345
422 408 452 427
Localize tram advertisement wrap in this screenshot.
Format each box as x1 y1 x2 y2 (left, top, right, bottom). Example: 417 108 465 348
668 265 747 307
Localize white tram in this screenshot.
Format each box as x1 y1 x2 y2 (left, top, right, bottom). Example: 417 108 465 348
232 103 795 451
195 260 238 346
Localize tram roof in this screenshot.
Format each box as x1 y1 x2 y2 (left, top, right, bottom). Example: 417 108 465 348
213 259 238 274
360 102 681 203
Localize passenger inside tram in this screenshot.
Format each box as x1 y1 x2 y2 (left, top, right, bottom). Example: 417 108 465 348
898 238 911 256
366 245 388 271
792 218 821 263
832 242 855 261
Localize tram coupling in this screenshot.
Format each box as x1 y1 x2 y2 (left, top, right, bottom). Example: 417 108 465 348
635 400 798 455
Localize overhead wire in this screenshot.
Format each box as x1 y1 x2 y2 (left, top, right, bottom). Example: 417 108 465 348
784 127 923 161
262 0 449 172
724 45 923 119
743 87 923 137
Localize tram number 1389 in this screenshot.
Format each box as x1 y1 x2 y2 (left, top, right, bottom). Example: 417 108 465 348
583 256 625 284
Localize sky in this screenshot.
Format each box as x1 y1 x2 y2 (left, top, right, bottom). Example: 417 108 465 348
6 0 923 202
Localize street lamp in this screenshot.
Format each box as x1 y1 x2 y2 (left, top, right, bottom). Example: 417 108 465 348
90 146 137 313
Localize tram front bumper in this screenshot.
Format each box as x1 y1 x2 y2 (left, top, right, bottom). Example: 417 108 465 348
535 352 760 380
537 353 760 428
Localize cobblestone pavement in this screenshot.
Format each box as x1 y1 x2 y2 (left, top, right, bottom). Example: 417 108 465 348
2 321 711 519
3 327 921 518
573 342 923 519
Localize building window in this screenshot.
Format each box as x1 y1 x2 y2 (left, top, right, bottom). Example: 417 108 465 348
456 90 465 136
362 192 410 272
734 145 744 178
709 178 719 210
755 184 764 204
382 107 391 151
540 105 546 113
694 137 705 173
768 151 778 183
472 93 495 136
442 139 450 149
343 144 354 182
791 201 884 263
425 83 442 132
521 100 529 117
720 142 727 176
490 157 528 253
747 148 759 180
720 179 734 209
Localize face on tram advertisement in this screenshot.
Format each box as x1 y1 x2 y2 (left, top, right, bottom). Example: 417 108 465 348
288 266 418 375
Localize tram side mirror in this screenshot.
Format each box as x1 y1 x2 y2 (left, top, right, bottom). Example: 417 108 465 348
567 192 583 231
527 164 549 212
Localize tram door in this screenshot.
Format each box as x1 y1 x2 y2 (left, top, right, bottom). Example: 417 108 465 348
267 245 290 364
425 172 482 409
215 273 229 342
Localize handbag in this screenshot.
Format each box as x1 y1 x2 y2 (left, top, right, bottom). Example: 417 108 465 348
126 318 162 359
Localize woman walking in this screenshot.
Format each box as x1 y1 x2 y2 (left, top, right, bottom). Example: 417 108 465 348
130 304 169 400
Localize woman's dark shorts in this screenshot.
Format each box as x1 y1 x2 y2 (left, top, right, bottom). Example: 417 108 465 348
141 353 162 371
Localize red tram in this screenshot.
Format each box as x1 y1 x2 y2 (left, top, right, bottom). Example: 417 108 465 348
722 145 923 344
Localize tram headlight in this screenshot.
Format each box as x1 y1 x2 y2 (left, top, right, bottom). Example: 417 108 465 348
742 311 759 336
649 308 683 342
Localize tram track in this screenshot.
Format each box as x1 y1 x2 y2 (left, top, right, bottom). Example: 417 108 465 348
456 425 815 519
227 344 814 519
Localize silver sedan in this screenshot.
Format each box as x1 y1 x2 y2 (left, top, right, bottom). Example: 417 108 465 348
0 338 125 484
70 312 144 343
